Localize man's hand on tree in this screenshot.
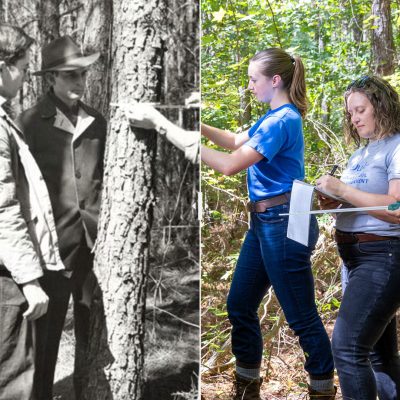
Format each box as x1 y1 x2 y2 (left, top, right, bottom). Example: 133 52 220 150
124 103 166 131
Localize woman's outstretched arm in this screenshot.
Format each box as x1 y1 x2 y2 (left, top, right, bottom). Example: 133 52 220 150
201 123 250 151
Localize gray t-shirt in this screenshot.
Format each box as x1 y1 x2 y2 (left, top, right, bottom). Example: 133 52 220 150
336 134 400 236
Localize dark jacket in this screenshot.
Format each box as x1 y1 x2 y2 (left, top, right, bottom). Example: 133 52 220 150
17 93 106 269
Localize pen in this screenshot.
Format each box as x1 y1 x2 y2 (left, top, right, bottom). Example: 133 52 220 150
329 164 338 176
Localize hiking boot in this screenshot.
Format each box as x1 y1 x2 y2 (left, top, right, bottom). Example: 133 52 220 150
308 384 337 399
232 373 262 400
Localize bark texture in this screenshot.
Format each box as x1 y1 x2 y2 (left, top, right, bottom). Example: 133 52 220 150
83 1 166 398
77 0 112 115
371 0 395 76
39 0 59 42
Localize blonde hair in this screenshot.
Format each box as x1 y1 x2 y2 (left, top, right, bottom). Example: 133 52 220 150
344 76 400 146
250 48 308 118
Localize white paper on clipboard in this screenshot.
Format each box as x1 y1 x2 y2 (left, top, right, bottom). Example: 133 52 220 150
287 180 315 246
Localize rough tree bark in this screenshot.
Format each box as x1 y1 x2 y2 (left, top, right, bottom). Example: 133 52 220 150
76 0 112 115
39 0 59 42
371 0 395 76
0 1 4 22
83 0 167 399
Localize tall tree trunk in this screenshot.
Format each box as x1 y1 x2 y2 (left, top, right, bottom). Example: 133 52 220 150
2 0 40 114
0 1 4 22
77 0 112 115
352 13 363 43
39 0 59 42
38 0 60 94
371 0 395 76
83 1 166 398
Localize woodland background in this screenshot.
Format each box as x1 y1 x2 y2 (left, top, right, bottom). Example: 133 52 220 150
201 0 400 398
1 1 199 399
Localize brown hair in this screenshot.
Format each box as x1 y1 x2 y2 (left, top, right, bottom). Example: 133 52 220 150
344 76 400 146
250 48 308 118
0 23 33 66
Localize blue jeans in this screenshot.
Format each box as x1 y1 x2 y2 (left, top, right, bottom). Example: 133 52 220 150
342 264 400 400
227 203 334 377
334 240 400 399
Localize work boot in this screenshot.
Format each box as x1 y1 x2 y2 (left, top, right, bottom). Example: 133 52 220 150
308 384 337 399
232 373 262 400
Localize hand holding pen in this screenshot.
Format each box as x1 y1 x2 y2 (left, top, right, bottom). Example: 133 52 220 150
316 164 346 198
316 164 344 209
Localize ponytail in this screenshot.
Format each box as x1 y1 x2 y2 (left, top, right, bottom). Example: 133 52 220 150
289 56 307 118
250 48 308 118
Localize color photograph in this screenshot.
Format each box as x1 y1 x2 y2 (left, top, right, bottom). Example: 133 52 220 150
201 0 400 398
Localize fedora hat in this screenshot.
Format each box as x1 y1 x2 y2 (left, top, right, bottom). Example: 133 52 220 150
33 35 100 75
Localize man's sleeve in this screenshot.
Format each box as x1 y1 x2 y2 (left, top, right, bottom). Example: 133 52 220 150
183 131 199 164
0 120 43 284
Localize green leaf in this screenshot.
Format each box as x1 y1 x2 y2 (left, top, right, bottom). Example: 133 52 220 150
212 7 226 23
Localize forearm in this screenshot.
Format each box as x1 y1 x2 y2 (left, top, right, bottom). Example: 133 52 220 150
201 143 263 176
317 175 400 223
157 117 198 153
201 123 241 150
201 145 238 175
341 185 398 223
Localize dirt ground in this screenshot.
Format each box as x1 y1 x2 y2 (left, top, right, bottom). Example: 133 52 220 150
201 321 343 400
201 366 343 400
52 262 199 400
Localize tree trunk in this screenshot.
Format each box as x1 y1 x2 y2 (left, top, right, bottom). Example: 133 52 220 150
83 1 167 398
77 0 112 115
239 88 251 126
38 0 60 94
39 0 59 42
371 0 395 76
0 1 4 22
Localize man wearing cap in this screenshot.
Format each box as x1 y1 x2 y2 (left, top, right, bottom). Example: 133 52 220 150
17 35 106 400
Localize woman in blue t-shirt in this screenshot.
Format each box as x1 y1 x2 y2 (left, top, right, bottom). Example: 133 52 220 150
317 76 400 400
202 48 335 399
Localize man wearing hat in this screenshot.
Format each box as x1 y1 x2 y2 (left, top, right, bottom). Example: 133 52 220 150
17 35 106 400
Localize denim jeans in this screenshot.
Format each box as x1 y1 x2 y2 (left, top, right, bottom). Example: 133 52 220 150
342 264 400 400
333 239 400 399
227 203 334 377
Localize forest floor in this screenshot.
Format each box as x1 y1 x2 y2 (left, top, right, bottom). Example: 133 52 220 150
201 217 345 400
201 321 343 399
52 261 199 400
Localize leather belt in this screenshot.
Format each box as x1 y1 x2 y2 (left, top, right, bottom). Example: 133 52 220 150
247 193 290 213
334 230 392 244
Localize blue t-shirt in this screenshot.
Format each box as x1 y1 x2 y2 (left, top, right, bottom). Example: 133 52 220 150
245 103 304 201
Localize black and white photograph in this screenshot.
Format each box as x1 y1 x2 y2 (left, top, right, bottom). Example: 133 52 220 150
0 0 199 399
